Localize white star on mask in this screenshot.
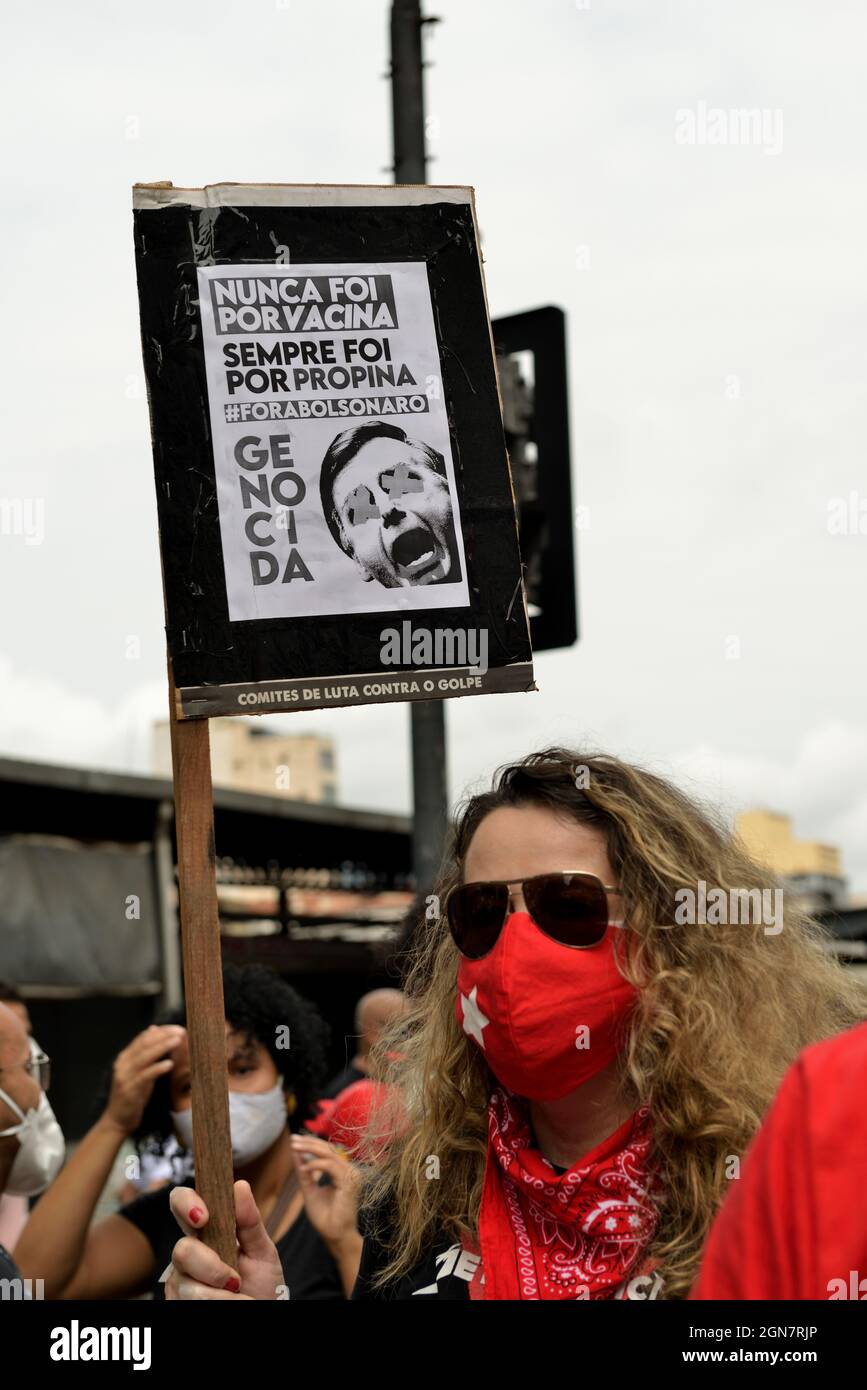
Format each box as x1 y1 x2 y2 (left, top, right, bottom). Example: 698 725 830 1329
459 986 490 1048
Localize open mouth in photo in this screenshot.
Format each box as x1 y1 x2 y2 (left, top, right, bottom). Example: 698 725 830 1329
389 524 442 581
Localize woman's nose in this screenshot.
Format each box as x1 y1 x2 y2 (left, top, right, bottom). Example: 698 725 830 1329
508 886 527 915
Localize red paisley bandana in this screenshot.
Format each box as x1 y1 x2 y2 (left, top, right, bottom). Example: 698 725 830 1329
477 1087 659 1300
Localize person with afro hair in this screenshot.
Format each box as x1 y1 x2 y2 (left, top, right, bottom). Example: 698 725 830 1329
14 964 363 1300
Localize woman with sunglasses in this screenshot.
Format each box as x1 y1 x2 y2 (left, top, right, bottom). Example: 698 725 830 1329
164 748 865 1301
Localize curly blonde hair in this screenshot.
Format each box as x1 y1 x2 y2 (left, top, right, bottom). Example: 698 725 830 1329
359 748 866 1298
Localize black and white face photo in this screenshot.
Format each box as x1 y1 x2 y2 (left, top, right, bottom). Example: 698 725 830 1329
329 434 462 588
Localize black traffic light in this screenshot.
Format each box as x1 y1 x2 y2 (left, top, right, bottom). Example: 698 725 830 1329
492 305 578 653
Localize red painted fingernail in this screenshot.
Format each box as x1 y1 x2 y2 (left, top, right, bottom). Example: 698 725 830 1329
224 1276 241 1293
189 1207 203 1225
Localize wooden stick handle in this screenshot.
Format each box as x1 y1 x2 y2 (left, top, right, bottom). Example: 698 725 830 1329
168 667 237 1272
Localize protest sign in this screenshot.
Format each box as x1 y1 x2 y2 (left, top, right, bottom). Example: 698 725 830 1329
198 261 470 621
133 183 533 719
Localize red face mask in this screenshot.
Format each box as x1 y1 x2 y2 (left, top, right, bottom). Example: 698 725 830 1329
455 911 638 1101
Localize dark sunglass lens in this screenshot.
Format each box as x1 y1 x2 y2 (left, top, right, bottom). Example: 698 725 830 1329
524 873 610 947
448 883 510 959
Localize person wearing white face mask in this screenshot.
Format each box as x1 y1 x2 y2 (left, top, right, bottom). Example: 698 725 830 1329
0 983 47 1253
0 1001 65 1285
15 964 362 1300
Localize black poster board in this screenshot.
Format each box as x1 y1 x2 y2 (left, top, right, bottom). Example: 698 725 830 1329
133 183 534 718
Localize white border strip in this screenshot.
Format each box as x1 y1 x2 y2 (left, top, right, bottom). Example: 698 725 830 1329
132 182 473 211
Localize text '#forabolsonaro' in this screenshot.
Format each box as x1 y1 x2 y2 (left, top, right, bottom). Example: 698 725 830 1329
224 394 430 422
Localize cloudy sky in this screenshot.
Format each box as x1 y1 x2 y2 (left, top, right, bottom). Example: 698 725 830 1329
2 1 867 887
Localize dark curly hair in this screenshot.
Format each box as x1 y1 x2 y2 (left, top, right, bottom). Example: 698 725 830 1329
132 963 330 1150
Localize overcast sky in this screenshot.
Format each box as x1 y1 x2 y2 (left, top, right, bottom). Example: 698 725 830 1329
2 1 867 887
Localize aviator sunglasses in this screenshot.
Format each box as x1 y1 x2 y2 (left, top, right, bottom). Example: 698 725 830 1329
445 871 622 960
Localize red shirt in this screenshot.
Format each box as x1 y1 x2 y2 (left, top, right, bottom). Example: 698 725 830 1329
308 1079 393 1158
690 1021 867 1300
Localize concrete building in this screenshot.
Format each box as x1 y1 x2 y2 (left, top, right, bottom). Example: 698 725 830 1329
735 808 847 910
153 719 337 803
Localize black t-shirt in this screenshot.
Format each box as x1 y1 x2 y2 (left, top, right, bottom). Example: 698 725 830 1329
351 1203 478 1301
351 1164 572 1301
118 1180 344 1300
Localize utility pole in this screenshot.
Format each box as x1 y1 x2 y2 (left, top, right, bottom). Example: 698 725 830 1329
391 0 428 183
389 0 448 899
